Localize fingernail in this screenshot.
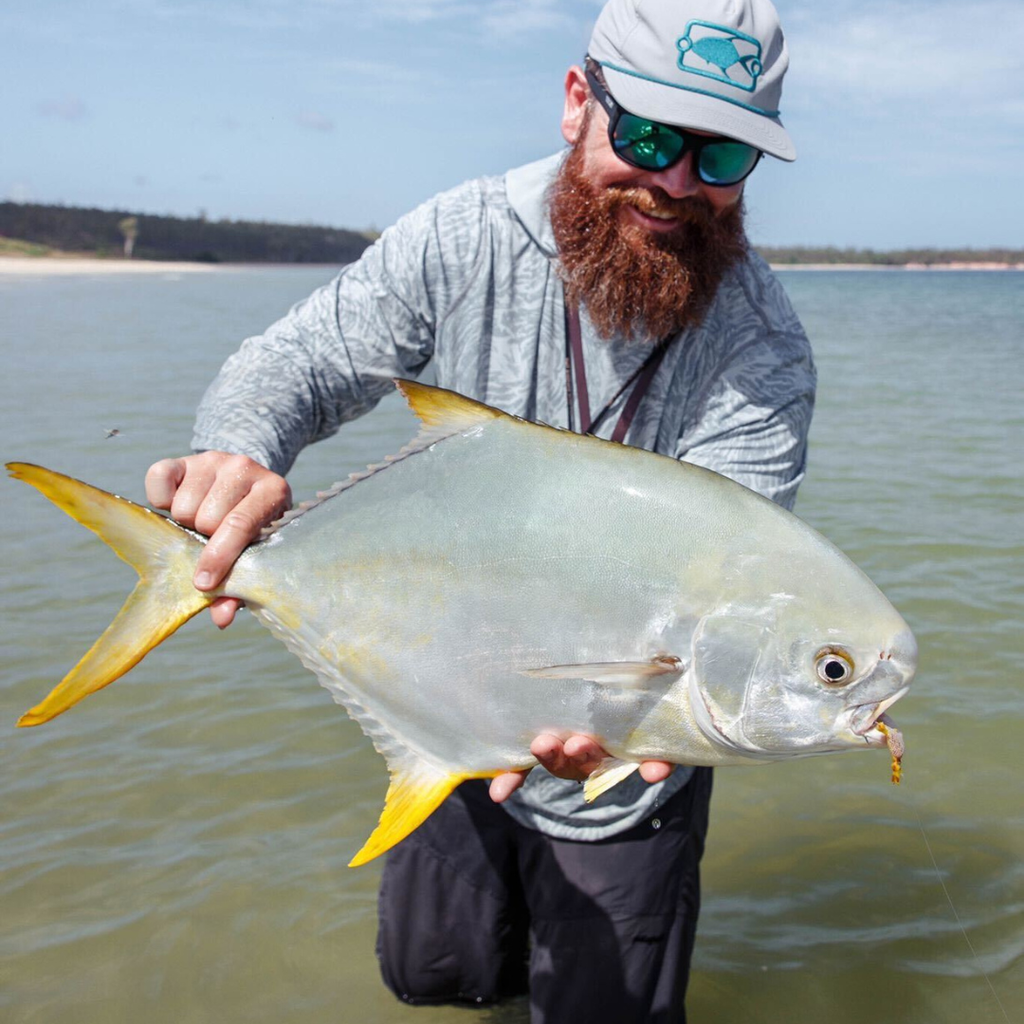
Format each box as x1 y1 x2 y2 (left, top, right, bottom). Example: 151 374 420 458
195 571 214 589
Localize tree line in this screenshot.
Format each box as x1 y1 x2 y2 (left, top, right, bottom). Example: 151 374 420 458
0 202 375 264
757 245 1024 266
1 202 1021 266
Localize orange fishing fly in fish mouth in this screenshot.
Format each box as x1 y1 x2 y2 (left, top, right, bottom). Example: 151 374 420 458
850 687 909 744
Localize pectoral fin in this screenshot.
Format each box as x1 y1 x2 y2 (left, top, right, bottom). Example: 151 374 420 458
348 759 499 867
523 656 682 689
583 757 641 803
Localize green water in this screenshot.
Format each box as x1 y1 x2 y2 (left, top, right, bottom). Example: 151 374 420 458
1 267 1021 1023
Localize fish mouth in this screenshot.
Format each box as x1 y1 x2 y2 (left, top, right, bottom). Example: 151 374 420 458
849 687 909 745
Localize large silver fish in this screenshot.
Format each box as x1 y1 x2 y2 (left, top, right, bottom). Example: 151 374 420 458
8 381 916 865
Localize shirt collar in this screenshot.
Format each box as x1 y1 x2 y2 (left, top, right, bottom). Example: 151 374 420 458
505 150 567 259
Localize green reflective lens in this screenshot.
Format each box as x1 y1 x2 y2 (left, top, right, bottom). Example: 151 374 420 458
613 114 685 171
589 63 761 186
698 142 759 186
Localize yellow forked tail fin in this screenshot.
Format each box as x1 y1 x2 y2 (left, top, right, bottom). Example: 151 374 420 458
7 463 212 726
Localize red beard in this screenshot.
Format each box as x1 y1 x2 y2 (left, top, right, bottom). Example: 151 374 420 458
548 135 748 342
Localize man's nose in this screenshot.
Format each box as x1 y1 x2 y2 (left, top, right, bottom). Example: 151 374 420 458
647 151 701 200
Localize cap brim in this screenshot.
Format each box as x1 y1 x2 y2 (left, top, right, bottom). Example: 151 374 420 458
602 66 796 162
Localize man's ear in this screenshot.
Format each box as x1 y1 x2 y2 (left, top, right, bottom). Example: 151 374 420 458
561 65 589 145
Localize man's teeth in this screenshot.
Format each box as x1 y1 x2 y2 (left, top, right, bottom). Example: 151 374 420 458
644 208 676 220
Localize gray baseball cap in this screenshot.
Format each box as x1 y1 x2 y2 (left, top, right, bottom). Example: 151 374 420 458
588 0 795 161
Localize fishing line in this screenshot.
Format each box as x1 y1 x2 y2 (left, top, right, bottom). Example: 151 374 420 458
908 797 1012 1024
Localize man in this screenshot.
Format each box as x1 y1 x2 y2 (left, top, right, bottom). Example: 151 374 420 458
145 0 814 1019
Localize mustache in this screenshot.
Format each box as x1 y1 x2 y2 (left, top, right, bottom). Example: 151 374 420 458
604 187 718 226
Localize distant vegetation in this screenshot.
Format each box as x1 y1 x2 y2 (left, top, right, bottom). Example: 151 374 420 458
1 202 1021 267
0 235 54 257
0 202 375 264
757 245 1024 266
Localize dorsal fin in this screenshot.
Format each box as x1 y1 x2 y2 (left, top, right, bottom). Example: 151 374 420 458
395 379 504 434
261 381 509 538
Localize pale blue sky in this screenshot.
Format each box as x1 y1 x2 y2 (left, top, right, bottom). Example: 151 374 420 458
4 0 1022 248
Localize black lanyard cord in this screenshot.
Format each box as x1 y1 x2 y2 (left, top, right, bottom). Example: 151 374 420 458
564 302 673 443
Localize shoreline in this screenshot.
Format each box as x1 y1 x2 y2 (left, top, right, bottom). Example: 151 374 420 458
770 261 1024 271
1 255 1022 276
0 256 222 275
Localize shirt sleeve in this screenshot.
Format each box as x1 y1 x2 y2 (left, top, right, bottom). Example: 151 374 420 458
676 328 816 512
191 183 487 475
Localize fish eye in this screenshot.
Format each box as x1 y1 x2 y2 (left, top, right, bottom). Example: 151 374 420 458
815 648 854 686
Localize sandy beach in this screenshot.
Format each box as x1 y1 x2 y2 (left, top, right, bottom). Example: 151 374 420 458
0 256 221 275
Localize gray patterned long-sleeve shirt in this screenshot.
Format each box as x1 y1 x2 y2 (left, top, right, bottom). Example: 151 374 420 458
193 152 816 840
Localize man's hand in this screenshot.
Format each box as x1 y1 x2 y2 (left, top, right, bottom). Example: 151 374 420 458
145 452 291 628
488 734 673 802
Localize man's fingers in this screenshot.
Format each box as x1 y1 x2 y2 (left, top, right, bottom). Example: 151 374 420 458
530 733 603 781
530 733 565 766
144 452 289 626
209 597 242 629
489 769 531 803
639 761 674 784
193 475 291 590
530 733 579 778
194 494 270 589
563 734 607 774
193 468 260 537
145 458 187 509
168 462 221 529
505 737 671 796
191 458 291 537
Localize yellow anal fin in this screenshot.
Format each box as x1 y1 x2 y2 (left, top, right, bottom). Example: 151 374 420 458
8 462 210 726
348 763 499 867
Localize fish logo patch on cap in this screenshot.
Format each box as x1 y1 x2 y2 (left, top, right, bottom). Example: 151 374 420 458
676 20 763 93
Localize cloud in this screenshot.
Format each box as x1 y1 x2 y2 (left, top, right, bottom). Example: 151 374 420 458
6 182 32 203
785 0 1024 111
296 110 335 132
326 57 422 85
480 0 575 37
35 97 88 121
140 0 587 39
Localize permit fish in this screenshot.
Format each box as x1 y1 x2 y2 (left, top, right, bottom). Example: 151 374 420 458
8 381 916 865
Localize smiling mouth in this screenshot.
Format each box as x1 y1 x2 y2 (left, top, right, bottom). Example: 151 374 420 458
624 204 680 228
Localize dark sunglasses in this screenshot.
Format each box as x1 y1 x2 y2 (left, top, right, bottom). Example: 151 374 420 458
584 65 762 187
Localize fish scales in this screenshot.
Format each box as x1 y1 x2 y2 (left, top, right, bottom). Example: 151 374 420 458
7 380 917 865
